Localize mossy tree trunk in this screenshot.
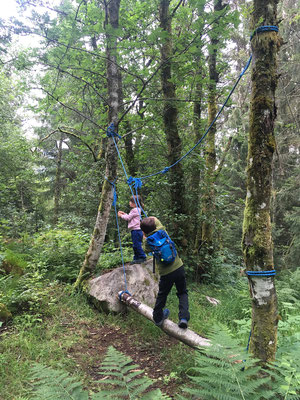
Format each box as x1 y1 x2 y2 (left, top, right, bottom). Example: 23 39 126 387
198 0 225 276
75 0 121 289
192 67 204 249
159 0 187 243
242 0 281 362
53 135 63 225
191 5 206 255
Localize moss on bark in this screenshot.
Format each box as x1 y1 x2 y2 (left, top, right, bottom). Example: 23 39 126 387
242 0 281 363
75 0 120 290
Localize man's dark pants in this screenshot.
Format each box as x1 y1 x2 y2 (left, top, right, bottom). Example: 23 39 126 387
153 266 190 324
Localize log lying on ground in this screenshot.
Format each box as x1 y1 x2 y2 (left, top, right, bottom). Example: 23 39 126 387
118 291 210 349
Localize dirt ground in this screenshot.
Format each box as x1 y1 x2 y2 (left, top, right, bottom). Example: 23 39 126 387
68 322 191 398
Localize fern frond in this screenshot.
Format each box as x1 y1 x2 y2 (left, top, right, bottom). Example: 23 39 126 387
180 325 276 400
94 346 171 399
29 351 172 400
30 363 88 400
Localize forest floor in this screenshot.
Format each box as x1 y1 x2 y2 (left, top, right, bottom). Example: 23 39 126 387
0 281 197 399
66 318 191 398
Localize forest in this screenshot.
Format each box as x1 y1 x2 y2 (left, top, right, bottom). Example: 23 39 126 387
0 0 299 399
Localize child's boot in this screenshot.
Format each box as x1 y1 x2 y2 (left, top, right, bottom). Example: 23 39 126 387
155 309 170 327
178 319 188 329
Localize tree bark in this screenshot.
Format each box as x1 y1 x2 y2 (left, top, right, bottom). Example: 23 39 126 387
159 0 187 239
242 0 281 362
53 135 63 225
199 0 225 275
75 0 121 289
118 70 137 177
119 292 210 349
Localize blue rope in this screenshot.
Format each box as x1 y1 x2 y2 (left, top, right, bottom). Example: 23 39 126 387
246 270 276 277
246 329 252 352
106 178 131 295
127 177 148 217
244 267 276 356
138 54 252 181
118 290 132 301
107 124 146 219
107 26 278 185
250 25 279 41
105 25 278 295
133 25 278 181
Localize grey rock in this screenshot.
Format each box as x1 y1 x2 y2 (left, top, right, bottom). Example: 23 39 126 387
88 259 158 313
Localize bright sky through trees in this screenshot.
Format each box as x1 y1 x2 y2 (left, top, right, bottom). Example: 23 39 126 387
0 0 19 20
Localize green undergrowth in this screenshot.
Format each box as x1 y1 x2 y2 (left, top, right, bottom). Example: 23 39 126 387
1 236 300 399
0 280 249 399
0 285 103 400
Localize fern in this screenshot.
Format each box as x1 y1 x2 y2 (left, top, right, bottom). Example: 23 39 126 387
178 325 299 400
29 363 89 400
29 347 171 400
94 346 170 399
269 337 300 400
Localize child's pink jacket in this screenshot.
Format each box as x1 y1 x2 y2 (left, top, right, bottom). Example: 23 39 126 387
120 208 141 231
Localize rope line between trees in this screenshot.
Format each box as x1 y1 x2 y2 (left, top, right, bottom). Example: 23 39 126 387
105 25 279 294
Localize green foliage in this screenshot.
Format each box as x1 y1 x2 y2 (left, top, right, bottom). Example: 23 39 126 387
199 249 243 287
29 346 170 400
0 269 49 315
29 363 89 400
180 326 300 400
97 238 133 272
31 228 90 282
1 248 28 273
95 346 170 399
28 336 300 400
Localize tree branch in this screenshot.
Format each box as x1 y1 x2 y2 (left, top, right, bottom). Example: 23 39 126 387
38 87 105 131
40 127 99 162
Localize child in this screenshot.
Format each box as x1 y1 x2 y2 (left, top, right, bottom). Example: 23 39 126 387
118 195 146 264
140 216 190 329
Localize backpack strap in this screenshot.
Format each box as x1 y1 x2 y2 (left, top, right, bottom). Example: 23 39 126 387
152 255 155 274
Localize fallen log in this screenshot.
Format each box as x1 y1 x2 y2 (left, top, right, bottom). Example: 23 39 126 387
118 291 210 349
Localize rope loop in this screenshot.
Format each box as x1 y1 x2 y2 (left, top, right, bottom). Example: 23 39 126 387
127 176 134 185
250 25 279 41
107 122 122 139
127 176 142 189
246 269 276 277
162 167 170 174
118 290 132 301
134 178 143 189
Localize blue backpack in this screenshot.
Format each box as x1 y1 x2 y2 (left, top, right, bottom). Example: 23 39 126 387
146 230 177 265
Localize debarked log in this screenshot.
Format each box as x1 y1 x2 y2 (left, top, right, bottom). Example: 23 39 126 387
118 291 210 349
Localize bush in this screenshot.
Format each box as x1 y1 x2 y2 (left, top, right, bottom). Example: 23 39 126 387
0 249 28 275
31 228 90 283
97 237 133 273
0 270 49 315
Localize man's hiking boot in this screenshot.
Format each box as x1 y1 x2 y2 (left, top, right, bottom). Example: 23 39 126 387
178 319 188 329
155 309 170 327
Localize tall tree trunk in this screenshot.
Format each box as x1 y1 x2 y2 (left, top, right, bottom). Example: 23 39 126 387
159 0 186 242
199 0 224 274
192 71 204 250
53 135 63 225
118 71 137 177
242 0 281 362
75 0 121 288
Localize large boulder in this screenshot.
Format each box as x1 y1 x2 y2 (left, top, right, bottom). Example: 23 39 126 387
87 260 158 313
